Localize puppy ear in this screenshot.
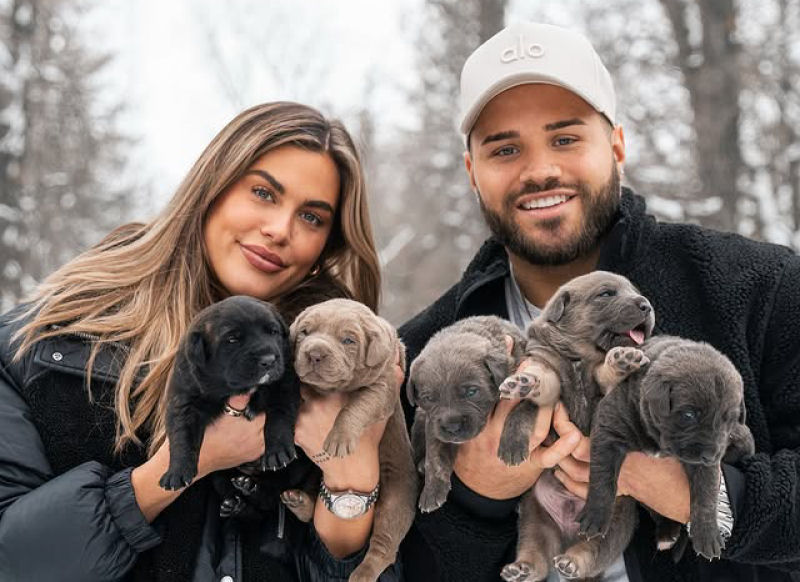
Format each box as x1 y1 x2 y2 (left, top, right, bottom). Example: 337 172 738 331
406 358 421 406
485 349 511 388
738 399 747 425
365 316 395 368
546 290 570 323
643 379 671 421
187 330 208 364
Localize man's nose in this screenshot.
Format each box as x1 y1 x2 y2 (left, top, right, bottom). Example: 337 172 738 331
518 149 562 186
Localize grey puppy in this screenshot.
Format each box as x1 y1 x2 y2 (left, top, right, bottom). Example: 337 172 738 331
498 271 655 582
578 335 755 561
406 315 532 513
282 299 417 582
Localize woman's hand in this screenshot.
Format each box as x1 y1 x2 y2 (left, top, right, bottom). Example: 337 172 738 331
195 394 267 478
294 386 384 491
133 394 266 522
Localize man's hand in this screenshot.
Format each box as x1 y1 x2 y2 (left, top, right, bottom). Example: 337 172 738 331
454 401 581 499
618 452 691 523
551 406 691 524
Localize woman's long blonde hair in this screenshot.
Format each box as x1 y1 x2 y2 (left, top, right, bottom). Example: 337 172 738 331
15 102 381 454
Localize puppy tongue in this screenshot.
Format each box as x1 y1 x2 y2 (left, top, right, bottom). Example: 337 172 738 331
628 329 645 345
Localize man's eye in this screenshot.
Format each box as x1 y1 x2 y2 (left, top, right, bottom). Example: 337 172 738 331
252 186 275 202
493 145 518 157
553 136 577 146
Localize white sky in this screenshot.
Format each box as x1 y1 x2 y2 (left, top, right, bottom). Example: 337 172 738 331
85 0 424 209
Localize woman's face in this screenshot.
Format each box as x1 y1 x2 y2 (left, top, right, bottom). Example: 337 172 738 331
204 145 340 301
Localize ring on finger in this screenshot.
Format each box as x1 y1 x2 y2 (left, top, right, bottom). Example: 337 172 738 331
223 403 247 418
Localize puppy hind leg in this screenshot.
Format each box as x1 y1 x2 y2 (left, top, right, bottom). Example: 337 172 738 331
556 496 637 579
502 490 560 582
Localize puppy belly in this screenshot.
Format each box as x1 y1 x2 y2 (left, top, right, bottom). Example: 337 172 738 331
533 471 585 542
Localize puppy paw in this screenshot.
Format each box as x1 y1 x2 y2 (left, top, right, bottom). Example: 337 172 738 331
280 489 315 522
576 504 611 539
231 474 258 496
501 560 542 581
418 480 450 513
606 346 649 374
323 429 358 458
263 442 298 471
689 522 723 560
159 464 196 491
499 371 541 401
553 554 583 580
497 432 530 466
219 494 245 518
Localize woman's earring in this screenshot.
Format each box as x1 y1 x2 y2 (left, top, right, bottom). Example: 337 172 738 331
309 264 321 277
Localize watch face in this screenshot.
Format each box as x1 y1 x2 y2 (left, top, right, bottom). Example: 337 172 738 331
331 494 367 519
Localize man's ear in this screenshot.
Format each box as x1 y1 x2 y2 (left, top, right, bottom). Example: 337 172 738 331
546 291 570 323
612 124 626 173
187 330 208 365
464 150 479 195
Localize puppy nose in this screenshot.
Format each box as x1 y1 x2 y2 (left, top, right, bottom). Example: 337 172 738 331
637 298 652 314
439 416 466 434
259 354 276 368
306 349 326 364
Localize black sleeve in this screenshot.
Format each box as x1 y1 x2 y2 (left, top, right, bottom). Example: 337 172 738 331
0 361 161 581
722 256 800 570
296 523 403 581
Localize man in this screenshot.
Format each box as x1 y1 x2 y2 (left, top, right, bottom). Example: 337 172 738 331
399 22 800 582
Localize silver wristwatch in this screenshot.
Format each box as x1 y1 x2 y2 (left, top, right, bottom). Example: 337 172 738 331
318 482 380 520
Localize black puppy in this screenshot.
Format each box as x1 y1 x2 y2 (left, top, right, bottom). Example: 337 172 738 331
577 335 755 560
159 295 300 490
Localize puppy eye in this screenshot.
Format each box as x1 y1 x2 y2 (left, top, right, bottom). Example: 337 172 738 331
680 408 699 423
597 289 617 298
464 387 479 398
342 337 356 345
297 329 308 338
266 327 280 336
225 333 240 344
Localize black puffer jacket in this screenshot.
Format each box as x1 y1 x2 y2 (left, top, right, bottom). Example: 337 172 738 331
399 189 800 582
0 307 394 582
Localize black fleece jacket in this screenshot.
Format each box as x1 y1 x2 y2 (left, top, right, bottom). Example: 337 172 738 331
398 189 800 582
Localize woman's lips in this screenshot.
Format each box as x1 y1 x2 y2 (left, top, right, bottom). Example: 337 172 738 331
240 244 286 273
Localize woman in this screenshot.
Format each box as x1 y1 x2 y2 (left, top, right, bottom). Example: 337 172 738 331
0 102 398 581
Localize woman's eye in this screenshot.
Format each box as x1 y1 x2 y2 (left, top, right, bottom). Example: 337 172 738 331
300 211 323 226
252 186 275 202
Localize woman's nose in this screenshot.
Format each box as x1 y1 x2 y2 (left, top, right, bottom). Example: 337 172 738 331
260 211 292 244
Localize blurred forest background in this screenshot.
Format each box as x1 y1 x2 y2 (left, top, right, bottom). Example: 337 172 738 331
2 0 800 323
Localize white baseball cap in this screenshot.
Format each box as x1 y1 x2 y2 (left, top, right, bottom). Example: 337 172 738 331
458 22 616 137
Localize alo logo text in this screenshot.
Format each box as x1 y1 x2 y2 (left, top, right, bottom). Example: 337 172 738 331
501 34 545 63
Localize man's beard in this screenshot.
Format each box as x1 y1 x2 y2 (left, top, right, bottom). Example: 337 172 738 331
478 164 621 266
